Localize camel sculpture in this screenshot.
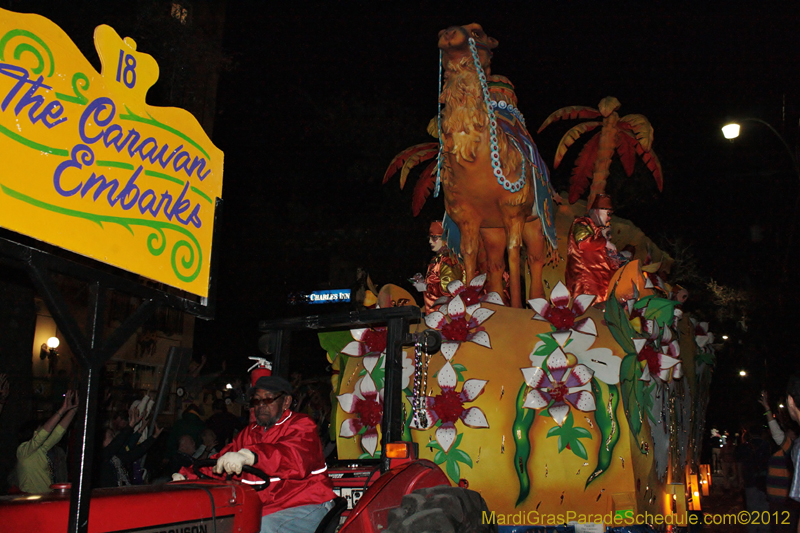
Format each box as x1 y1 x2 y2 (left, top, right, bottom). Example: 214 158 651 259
386 24 557 307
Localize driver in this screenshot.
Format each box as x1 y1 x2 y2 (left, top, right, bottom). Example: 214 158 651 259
174 376 336 533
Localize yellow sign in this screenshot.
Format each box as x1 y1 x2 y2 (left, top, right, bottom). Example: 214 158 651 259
0 10 223 297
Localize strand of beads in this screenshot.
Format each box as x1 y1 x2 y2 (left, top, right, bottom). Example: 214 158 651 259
434 49 444 198
411 338 429 429
468 37 526 193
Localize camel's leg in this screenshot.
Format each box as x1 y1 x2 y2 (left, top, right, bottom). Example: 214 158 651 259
503 216 526 308
523 219 546 299
480 227 508 304
458 219 481 287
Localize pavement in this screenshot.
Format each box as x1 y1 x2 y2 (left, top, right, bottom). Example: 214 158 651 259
698 474 749 533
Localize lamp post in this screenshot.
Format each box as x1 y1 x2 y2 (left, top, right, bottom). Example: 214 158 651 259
722 118 800 276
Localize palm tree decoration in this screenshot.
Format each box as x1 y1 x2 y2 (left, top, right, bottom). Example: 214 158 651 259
538 96 663 207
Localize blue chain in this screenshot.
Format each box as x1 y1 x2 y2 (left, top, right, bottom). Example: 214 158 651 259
468 38 526 193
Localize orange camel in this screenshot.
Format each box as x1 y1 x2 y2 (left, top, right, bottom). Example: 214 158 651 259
436 24 557 307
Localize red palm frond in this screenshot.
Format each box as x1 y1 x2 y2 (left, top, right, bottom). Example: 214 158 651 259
411 161 438 216
634 143 664 191
568 134 601 203
619 114 654 152
617 131 637 176
383 143 437 186
554 122 601 168
538 106 602 133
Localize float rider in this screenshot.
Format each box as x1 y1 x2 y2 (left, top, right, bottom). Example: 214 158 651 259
174 375 336 533
412 220 463 313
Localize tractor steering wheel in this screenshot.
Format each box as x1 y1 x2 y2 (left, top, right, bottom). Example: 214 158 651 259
192 458 271 491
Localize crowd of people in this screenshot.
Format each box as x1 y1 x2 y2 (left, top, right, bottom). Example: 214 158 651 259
708 388 800 533
0 366 334 497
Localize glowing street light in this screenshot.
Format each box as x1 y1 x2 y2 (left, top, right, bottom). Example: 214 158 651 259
721 335 729 340
721 123 740 139
739 370 747 377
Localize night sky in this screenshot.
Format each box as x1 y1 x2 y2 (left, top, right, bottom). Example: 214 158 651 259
15 1 800 432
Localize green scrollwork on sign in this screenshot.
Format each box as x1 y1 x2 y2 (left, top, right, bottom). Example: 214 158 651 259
0 29 55 76
55 72 90 105
1 184 202 283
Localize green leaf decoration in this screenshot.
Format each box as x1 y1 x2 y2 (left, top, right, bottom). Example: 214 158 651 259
620 353 638 384
533 332 561 356
545 412 592 460
318 330 355 393
635 296 679 329
604 288 637 354
640 380 657 424
453 363 468 382
585 380 621 488
370 355 386 391
512 383 536 507
446 458 461 482
426 432 473 483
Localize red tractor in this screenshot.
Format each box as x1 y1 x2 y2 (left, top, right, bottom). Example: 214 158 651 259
0 306 495 533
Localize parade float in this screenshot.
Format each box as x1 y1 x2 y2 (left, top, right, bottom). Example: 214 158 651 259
322 24 715 530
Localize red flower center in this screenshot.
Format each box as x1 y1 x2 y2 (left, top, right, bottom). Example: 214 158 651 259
547 306 575 330
441 317 471 341
637 344 661 377
460 286 483 307
548 381 568 403
433 388 464 424
356 396 383 428
362 328 387 354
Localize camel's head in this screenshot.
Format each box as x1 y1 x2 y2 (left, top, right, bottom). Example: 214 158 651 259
438 23 498 71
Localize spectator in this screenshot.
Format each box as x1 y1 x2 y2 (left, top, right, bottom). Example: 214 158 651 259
738 423 771 533
12 390 78 493
164 404 205 462
193 428 219 460
169 434 196 475
205 399 242 447
97 406 162 488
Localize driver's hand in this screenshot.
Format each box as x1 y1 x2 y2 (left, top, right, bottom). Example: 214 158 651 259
213 448 255 475
171 473 186 482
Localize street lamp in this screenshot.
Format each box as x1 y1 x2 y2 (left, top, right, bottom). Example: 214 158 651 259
739 370 747 377
721 117 800 178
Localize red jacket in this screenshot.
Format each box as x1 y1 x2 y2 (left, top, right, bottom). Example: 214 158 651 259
181 411 335 515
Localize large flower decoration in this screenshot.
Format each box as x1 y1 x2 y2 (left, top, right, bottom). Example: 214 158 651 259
633 338 681 382
446 273 504 307
529 330 620 385
691 319 714 348
337 375 383 456
425 295 494 360
410 362 489 452
342 327 387 373
521 346 596 426
528 281 597 335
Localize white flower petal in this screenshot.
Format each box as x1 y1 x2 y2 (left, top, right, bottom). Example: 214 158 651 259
359 375 377 395
447 295 466 319
436 425 457 453
469 330 492 349
461 406 489 428
568 364 594 387
440 342 460 361
469 273 487 288
461 379 487 402
551 331 571 348
437 362 458 389
658 354 680 370
483 292 505 305
341 341 365 356
521 366 547 388
339 418 359 437
570 390 596 412
425 312 447 330
447 279 465 295
528 298 549 315
470 307 495 325
363 355 379 374
633 338 647 354
337 393 357 413
524 389 549 409
572 294 596 315
550 282 571 307
361 430 378 455
550 404 570 426
546 348 570 381
574 318 597 336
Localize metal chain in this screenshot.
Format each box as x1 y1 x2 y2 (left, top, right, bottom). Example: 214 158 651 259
467 37 527 193
411 336 430 429
435 49 444 198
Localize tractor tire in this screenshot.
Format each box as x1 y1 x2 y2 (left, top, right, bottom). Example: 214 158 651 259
385 486 498 533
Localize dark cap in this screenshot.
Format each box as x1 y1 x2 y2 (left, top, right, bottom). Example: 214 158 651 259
250 375 293 395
